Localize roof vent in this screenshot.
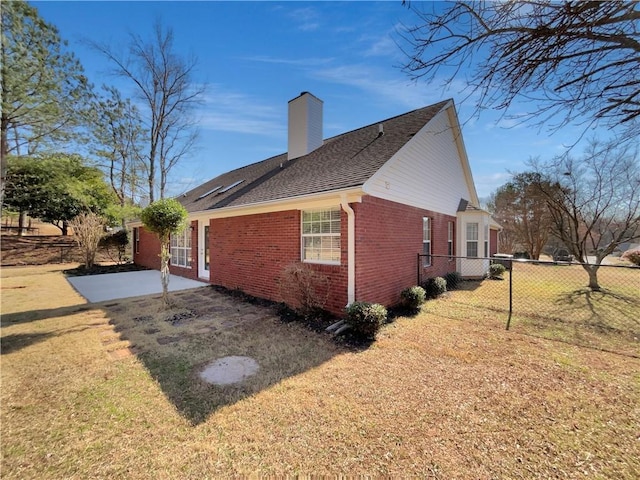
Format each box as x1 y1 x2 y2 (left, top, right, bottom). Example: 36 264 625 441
219 179 244 193
378 123 384 136
197 185 223 200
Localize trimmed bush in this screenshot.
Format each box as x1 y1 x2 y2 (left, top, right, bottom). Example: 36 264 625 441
621 248 640 266
422 276 447 299
443 271 462 290
489 263 506 279
400 286 426 310
345 302 388 339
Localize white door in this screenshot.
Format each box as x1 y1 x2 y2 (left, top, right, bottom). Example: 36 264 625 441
199 221 210 280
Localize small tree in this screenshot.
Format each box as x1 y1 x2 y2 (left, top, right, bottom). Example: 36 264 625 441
140 198 187 308
531 139 640 290
69 212 105 269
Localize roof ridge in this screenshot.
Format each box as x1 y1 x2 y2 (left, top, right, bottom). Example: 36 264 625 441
321 99 452 144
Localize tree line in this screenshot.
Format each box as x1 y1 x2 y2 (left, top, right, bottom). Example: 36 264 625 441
1 1 202 234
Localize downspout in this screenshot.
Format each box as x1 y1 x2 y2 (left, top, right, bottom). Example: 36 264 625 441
340 194 355 305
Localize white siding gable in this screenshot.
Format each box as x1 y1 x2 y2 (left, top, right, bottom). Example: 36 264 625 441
362 105 478 216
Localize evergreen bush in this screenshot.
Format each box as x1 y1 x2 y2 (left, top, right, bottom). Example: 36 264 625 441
400 286 426 310
422 276 447 298
345 302 388 339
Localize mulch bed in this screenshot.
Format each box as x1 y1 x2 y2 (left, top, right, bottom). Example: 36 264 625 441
63 263 150 276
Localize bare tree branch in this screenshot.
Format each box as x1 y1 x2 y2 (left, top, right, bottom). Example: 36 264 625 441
400 1 640 142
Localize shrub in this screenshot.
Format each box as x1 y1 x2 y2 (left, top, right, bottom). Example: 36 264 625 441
345 302 388 339
400 286 426 310
489 263 506 279
99 229 129 264
278 262 329 316
69 212 105 269
621 248 640 266
422 276 447 299
443 271 462 290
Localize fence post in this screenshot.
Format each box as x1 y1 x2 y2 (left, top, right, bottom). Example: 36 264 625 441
505 260 513 330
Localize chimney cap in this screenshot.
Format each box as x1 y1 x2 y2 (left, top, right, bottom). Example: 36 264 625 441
288 91 323 104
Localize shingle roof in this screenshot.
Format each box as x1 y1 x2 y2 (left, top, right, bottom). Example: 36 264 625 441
179 100 450 213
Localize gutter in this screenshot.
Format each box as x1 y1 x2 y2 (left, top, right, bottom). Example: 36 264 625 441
341 193 356 306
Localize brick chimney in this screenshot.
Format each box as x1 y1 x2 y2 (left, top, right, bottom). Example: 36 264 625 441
288 92 323 160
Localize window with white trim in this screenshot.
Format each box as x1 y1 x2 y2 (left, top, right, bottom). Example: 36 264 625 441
423 217 431 266
447 221 454 258
302 208 341 264
170 228 192 268
466 222 478 258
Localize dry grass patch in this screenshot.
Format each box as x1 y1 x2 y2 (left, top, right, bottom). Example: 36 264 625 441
1 265 639 478
425 263 639 357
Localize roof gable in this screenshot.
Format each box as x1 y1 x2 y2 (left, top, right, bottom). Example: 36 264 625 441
179 100 451 213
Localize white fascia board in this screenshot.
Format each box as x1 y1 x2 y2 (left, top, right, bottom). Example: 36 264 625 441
188 187 364 221
446 105 480 207
126 188 364 228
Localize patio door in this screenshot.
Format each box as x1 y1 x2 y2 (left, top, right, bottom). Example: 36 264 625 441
198 221 210 280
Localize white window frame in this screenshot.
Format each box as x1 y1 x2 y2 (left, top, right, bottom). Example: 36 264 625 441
301 208 341 265
447 221 454 259
170 228 192 268
466 222 479 258
423 217 431 267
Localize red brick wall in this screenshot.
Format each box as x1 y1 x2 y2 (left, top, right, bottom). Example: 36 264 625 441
353 196 457 308
134 198 459 314
133 221 199 280
133 226 161 270
209 210 348 315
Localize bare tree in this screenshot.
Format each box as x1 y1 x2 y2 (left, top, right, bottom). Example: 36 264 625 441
70 212 105 269
400 1 640 141
90 22 203 202
531 139 640 290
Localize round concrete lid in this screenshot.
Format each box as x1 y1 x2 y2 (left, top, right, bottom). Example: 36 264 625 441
199 356 259 385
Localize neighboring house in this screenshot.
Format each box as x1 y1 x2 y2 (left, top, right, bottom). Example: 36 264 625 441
131 92 497 315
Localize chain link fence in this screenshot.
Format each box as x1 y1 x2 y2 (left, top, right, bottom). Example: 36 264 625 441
418 254 640 357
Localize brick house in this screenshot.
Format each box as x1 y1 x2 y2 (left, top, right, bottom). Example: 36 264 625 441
131 93 497 315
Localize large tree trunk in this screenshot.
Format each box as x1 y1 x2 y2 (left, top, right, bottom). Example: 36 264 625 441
583 264 601 291
62 221 69 236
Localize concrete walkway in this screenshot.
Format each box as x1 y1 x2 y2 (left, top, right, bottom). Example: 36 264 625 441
67 270 208 303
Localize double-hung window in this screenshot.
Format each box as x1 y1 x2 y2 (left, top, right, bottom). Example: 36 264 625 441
302 208 341 264
170 228 192 268
447 221 454 258
423 217 431 266
466 222 478 258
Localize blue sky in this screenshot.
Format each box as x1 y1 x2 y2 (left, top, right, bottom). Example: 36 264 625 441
34 1 612 201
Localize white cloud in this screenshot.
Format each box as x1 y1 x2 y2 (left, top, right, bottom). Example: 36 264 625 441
239 55 334 67
197 85 285 137
474 171 513 198
312 63 441 108
287 7 320 32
